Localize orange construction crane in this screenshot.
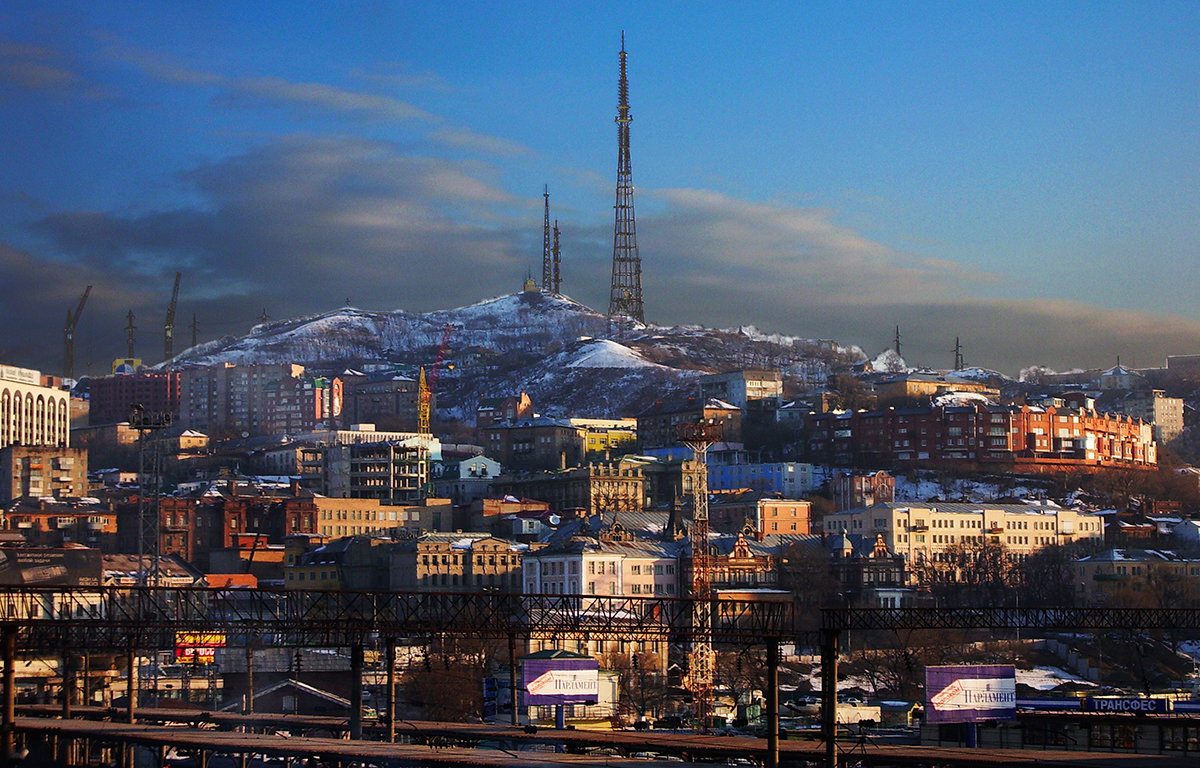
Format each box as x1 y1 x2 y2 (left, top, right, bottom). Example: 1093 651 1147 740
417 323 454 435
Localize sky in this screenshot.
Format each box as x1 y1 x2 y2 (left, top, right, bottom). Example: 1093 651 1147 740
3 2 1200 379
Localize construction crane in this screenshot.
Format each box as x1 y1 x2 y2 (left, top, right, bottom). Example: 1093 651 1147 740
163 272 181 363
63 285 92 382
417 324 454 436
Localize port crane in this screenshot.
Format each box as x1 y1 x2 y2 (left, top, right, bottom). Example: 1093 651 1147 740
163 272 181 363
63 285 92 382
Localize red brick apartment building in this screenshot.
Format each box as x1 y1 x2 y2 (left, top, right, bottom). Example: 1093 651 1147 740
88 372 180 425
805 401 1156 470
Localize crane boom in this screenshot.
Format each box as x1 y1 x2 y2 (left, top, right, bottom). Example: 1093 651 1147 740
417 324 454 436
63 285 93 382
164 272 181 362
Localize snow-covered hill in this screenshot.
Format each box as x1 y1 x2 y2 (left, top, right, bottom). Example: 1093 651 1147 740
166 291 861 420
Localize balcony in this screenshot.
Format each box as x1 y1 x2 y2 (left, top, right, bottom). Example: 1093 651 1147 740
1093 573 1131 582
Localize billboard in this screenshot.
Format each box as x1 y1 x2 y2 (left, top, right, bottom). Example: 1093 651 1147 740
521 656 599 706
0 548 102 586
175 631 226 664
925 664 1016 724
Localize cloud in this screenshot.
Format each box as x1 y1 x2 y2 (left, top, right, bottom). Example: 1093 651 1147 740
429 128 530 157
221 77 436 123
0 41 107 102
14 135 528 368
641 188 998 303
8 133 1200 379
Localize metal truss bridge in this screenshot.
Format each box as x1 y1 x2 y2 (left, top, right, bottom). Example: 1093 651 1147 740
2 587 1198 768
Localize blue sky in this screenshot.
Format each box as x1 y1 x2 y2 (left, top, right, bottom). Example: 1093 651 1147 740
3 1 1200 378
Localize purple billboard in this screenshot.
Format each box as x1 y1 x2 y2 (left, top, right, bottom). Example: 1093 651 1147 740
521 656 599 706
0 548 101 586
925 664 1016 724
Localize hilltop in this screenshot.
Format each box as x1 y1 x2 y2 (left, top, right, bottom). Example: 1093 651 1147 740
168 292 872 420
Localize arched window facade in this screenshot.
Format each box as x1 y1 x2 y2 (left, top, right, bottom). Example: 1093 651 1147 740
0 383 69 449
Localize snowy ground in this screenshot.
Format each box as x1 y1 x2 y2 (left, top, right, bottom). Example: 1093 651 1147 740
791 663 1092 698
1014 665 1092 691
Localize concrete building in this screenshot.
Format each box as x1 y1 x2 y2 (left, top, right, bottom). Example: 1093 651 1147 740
874 372 999 408
822 501 1105 587
481 417 585 472
636 397 742 451
573 417 638 461
493 462 647 515
433 455 502 505
2 496 115 548
312 496 453 539
179 363 340 438
522 522 680 673
698 369 783 411
299 440 429 503
476 392 533 431
0 366 71 449
1104 389 1185 445
805 401 1156 470
0 445 89 501
286 535 394 591
389 532 529 592
88 372 180 426
341 371 420 431
708 461 815 497
1075 548 1200 608
833 470 895 512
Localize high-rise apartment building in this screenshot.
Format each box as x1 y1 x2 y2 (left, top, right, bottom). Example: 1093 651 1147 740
0 366 70 449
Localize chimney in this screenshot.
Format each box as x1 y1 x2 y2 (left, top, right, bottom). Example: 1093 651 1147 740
290 478 300 496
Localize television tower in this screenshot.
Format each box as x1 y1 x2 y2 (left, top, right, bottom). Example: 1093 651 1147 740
541 185 553 292
607 32 644 324
551 220 562 294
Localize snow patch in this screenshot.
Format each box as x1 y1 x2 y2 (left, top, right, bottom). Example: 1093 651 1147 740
567 340 659 369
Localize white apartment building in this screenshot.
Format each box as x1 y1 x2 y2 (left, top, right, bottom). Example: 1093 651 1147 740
0 366 70 449
823 501 1105 583
522 529 683 670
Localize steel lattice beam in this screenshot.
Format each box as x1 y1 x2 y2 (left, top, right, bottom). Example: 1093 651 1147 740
824 606 1200 633
0 587 797 654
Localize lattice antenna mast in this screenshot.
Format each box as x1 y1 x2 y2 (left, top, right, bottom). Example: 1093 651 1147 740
679 419 723 730
541 186 553 292
607 32 644 324
551 220 562 294
125 311 136 359
954 337 964 371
